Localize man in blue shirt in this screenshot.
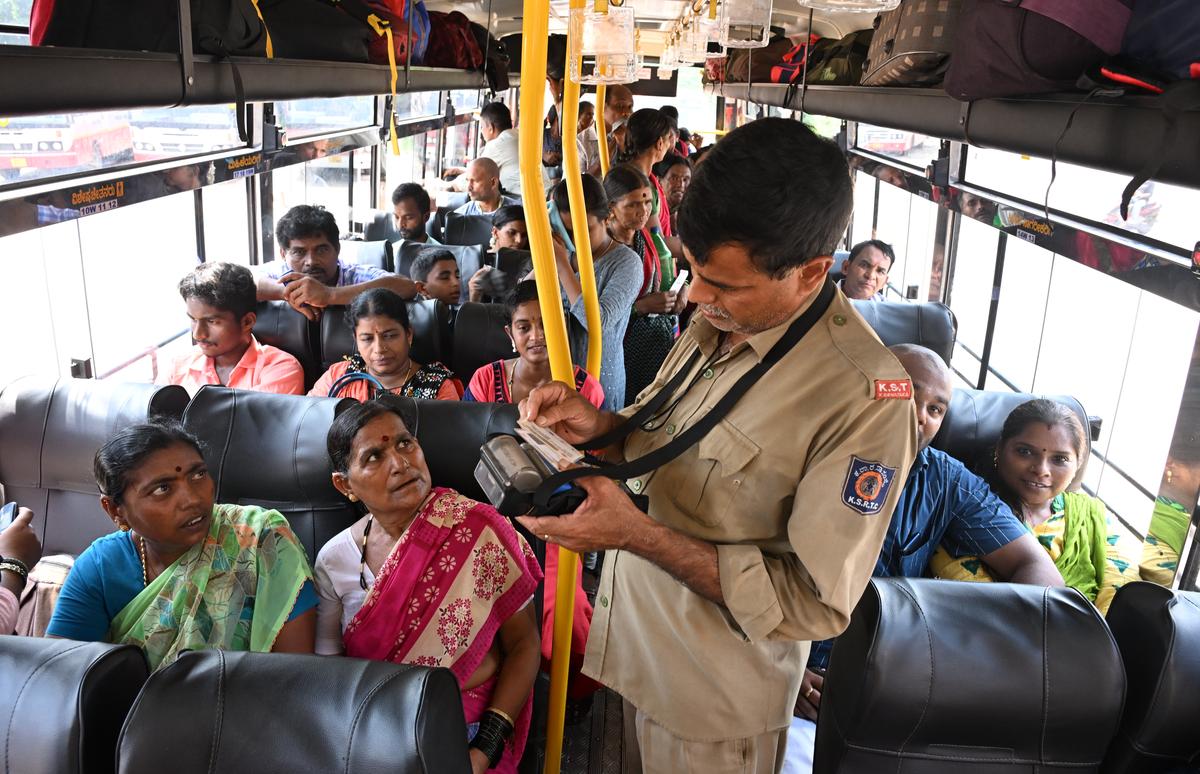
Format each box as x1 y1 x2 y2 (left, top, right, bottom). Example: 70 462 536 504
256 204 416 321
784 343 1064 774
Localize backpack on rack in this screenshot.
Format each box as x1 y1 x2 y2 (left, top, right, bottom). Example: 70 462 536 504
725 33 794 83
943 0 1133 100
861 0 962 87
768 34 821 84
258 0 370 62
1096 0 1199 94
770 29 873 87
469 22 510 93
328 0 430 66
425 10 483 70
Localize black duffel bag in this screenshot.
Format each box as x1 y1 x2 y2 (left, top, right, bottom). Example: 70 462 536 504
260 0 370 63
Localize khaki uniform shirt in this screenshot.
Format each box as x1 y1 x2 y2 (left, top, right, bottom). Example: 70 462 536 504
581 288 917 741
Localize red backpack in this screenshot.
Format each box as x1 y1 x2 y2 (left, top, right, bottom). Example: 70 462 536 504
424 10 483 70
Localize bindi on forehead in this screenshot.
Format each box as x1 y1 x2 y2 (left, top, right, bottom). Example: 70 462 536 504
382 436 390 443
175 466 182 473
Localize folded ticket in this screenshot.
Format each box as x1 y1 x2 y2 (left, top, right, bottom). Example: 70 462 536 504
516 419 584 470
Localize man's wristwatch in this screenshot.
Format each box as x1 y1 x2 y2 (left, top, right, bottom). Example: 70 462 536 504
0 556 29 581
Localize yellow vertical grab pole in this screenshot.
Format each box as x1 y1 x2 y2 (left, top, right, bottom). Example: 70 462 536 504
594 83 611 177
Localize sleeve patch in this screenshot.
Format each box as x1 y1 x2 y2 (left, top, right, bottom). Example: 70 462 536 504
874 379 912 400
842 457 898 515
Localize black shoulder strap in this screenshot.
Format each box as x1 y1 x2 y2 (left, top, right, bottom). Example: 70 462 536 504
533 280 837 509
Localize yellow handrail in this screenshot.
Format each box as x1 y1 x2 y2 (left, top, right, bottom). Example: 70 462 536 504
594 84 611 176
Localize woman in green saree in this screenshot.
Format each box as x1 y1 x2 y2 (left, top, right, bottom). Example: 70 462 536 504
46 421 317 668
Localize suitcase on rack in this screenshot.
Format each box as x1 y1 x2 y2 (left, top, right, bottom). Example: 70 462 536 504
861 0 962 87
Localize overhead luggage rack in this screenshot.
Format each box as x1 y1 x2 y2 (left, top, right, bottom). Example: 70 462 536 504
710 82 1200 190
0 44 485 116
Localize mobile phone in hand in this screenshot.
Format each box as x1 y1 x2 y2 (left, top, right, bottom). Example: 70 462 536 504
0 502 18 531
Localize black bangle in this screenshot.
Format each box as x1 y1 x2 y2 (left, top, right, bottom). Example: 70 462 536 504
469 710 514 769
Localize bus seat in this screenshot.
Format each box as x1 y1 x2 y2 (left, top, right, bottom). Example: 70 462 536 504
318 299 452 374
393 242 484 305
116 650 470 774
0 637 148 774
931 388 1090 475
848 300 958 366
439 192 470 211
0 376 188 556
495 247 532 282
829 249 850 276
1101 583 1200 774
251 300 322 388
390 397 519 501
443 213 495 249
451 302 514 382
180 387 357 562
815 577 1125 774
338 239 394 272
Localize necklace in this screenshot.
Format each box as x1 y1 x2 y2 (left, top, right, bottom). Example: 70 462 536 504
137 535 149 587
357 515 373 590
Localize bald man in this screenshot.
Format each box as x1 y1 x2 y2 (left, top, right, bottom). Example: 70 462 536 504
454 158 520 217
783 343 1064 774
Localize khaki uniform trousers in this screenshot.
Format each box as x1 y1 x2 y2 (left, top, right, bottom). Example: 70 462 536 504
623 699 788 774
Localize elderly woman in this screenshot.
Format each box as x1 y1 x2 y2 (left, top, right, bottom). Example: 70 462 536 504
314 397 542 774
46 422 317 669
309 288 461 401
931 399 1139 613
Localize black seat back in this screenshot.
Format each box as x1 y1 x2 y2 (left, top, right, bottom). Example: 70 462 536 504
339 239 394 272
0 638 148 774
0 376 189 555
251 300 321 387
319 299 453 373
393 242 485 304
396 397 519 501
363 208 397 242
495 247 532 284
1102 583 1200 774
931 388 1091 476
181 387 357 562
451 301 513 382
847 299 958 366
816 577 1126 773
116 650 470 774
443 212 495 248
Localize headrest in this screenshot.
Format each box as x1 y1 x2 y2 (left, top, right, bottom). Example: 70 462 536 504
830 249 850 275
438 192 469 210
318 299 451 372
394 242 485 304
816 578 1125 773
1102 583 1200 773
181 387 358 560
338 239 394 272
251 300 320 385
444 212 496 248
0 376 189 494
452 302 514 382
397 397 519 500
0 638 148 774
847 300 957 366
931 388 1090 474
117 650 470 774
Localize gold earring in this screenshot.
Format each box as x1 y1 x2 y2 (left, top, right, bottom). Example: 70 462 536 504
117 522 130 532
992 451 999 468
347 493 358 502
1166 469 1173 484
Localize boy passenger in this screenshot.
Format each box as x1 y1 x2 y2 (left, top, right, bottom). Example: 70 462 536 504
159 262 304 396
257 204 416 321
410 248 462 307
784 344 1064 774
518 118 918 773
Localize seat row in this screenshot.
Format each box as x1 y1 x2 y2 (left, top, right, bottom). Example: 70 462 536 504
0 641 469 774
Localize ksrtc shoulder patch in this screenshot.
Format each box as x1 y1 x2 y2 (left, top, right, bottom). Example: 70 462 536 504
841 456 898 515
874 379 912 400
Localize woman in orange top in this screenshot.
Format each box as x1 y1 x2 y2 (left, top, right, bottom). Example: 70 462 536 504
309 288 461 401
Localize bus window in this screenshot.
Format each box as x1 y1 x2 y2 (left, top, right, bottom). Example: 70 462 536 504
0 0 29 44
0 111 133 185
850 170 876 246
277 97 375 141
449 90 481 113
964 147 1200 252
129 106 242 163
985 237 1054 392
394 91 442 123
857 123 939 171
947 216 1000 387
202 179 252 265
380 134 420 210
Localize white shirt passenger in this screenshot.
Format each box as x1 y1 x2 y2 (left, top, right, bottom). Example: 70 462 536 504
479 128 521 193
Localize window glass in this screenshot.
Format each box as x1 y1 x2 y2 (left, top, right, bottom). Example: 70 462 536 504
449 90 481 112
874 183 912 299
351 147 373 213
801 114 841 140
985 237 1053 392
850 170 875 247
443 121 476 173
130 106 242 162
379 134 420 214
857 124 939 170
964 147 1200 252
895 194 937 301
0 0 29 41
633 68 718 141
947 217 999 385
78 193 198 379
277 97 375 140
273 154 351 235
202 179 251 264
395 91 442 123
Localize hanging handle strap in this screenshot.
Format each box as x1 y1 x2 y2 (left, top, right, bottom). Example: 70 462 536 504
367 13 403 156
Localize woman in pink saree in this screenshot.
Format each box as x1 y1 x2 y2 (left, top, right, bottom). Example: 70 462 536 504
314 397 542 773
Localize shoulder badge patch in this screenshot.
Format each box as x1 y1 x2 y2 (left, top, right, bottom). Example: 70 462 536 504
874 379 912 400
841 457 898 515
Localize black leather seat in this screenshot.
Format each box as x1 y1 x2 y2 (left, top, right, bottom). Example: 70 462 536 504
0 637 148 774
180 387 357 562
394 397 519 501
0 376 189 555
1102 583 1200 774
339 239 394 272
444 212 495 248
393 241 485 304
848 299 958 366
931 388 1091 473
116 650 470 774
251 300 321 387
815 577 1126 774
451 301 514 382
318 299 453 373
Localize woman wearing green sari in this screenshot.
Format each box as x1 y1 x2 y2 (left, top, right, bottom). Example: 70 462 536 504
931 399 1139 613
47 421 317 669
